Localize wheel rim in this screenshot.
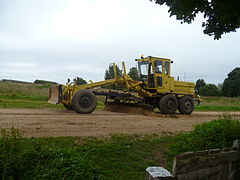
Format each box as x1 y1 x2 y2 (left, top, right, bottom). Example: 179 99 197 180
79 96 91 108
167 100 174 109
185 101 191 109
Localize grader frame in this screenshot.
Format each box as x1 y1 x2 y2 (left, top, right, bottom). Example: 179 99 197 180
48 56 200 115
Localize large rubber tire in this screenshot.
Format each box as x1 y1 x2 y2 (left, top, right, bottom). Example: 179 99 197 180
72 89 97 114
159 94 178 114
178 96 194 115
62 92 73 110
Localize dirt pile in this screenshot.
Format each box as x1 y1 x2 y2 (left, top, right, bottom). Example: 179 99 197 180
104 102 156 116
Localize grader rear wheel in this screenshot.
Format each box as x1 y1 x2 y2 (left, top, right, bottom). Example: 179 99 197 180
72 89 97 114
159 94 178 114
178 96 194 115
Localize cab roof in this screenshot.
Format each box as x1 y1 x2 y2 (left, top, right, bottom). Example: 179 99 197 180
135 56 171 62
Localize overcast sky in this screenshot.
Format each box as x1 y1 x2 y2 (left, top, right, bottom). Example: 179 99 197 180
0 0 239 85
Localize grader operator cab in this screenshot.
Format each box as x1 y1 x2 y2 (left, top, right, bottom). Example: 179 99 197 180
48 56 200 115
138 57 173 92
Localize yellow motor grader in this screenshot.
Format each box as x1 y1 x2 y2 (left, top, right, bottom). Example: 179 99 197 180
48 56 200 115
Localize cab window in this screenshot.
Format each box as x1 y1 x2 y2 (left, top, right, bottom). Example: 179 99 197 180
138 61 148 81
164 61 170 75
149 63 153 74
154 60 163 74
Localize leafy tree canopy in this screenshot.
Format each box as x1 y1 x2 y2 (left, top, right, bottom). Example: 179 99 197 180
150 0 240 39
222 67 240 97
73 77 87 85
128 67 140 81
195 79 206 93
199 83 220 96
34 80 58 85
105 64 122 80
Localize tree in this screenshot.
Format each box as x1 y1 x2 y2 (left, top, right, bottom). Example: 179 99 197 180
104 64 122 89
195 79 206 93
199 83 220 96
222 68 240 97
73 77 87 85
217 83 223 96
150 0 240 39
104 64 122 80
128 67 140 81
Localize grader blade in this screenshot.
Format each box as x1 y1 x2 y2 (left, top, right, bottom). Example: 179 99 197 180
48 85 62 104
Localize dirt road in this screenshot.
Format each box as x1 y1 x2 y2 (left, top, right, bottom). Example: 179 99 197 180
0 108 239 137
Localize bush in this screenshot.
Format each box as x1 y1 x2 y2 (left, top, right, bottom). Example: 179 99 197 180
167 114 240 158
199 84 220 96
34 80 58 85
0 128 100 179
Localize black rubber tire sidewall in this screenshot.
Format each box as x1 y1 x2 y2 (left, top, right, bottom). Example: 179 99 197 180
178 96 194 115
159 94 178 114
72 89 97 114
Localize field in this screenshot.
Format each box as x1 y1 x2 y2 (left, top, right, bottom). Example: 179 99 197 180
0 81 240 179
1 81 240 111
194 96 240 111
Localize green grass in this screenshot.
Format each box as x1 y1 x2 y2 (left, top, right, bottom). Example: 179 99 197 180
0 81 105 109
1 81 240 111
200 96 240 106
194 96 240 111
194 105 240 111
0 128 170 180
0 98 63 109
165 114 240 169
0 81 49 97
0 96 104 110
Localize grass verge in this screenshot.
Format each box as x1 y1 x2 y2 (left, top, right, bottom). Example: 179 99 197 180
194 96 240 111
0 95 105 110
0 129 170 180
194 105 240 111
165 114 240 169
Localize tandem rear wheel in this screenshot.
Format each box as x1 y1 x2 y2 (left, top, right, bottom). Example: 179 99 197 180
158 94 194 115
72 89 97 114
158 94 178 114
178 96 194 115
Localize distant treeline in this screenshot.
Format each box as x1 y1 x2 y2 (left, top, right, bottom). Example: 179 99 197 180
195 67 240 97
1 79 58 85
2 79 33 84
34 80 58 85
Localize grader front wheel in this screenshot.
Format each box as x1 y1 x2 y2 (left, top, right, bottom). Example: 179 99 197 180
159 94 178 114
72 89 97 114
